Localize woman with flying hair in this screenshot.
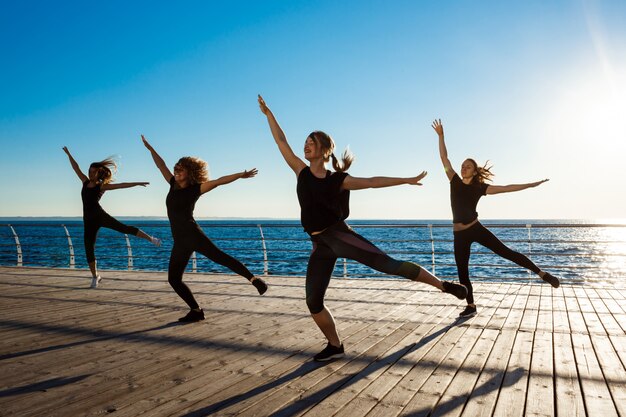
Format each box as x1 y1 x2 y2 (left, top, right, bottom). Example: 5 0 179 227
258 96 468 362
431 119 560 319
62 147 161 288
141 135 267 323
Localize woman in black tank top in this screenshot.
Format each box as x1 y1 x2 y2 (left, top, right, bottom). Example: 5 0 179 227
141 135 267 323
259 95 468 362
63 146 161 288
432 119 560 318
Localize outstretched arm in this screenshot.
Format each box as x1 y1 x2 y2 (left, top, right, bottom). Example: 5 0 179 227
258 95 306 176
141 135 173 182
342 171 427 191
62 147 88 182
431 119 456 181
101 182 149 191
200 169 258 194
486 179 549 195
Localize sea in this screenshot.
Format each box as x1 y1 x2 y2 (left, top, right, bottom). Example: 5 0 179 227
1 219 625 285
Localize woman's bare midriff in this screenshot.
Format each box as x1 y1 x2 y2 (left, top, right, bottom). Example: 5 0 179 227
453 218 479 232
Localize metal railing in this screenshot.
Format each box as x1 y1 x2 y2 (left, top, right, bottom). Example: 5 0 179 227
1 222 625 284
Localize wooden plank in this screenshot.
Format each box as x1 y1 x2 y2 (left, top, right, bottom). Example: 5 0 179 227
460 329 522 417
590 335 626 416
491 331 534 417
525 331 554 417
553 332 587 417
572 333 619 417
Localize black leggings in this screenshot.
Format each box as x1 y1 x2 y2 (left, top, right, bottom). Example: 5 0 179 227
306 222 422 314
454 222 540 304
83 212 139 263
168 230 254 309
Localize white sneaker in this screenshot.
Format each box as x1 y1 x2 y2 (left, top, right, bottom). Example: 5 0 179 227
151 237 162 247
90 275 102 288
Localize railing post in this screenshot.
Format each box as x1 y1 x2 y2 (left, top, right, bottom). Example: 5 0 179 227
526 224 532 278
343 258 347 278
258 225 269 276
428 224 436 275
8 225 22 267
62 225 75 269
125 234 133 270
191 251 197 272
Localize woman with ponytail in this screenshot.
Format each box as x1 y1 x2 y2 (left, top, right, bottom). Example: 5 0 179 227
259 96 468 361
62 147 161 288
431 119 560 319
141 135 267 323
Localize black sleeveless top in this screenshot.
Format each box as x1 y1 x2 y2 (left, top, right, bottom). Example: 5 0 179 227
81 181 105 217
166 176 202 238
450 173 488 224
296 167 349 234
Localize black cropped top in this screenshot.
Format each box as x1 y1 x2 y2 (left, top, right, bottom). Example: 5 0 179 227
296 167 349 234
450 173 488 224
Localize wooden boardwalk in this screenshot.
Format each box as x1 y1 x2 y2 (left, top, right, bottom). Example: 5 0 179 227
0 267 625 417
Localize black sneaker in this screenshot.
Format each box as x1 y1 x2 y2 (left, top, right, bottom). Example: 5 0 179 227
542 272 560 288
442 281 468 300
178 309 205 323
313 343 345 362
458 305 477 318
251 277 268 295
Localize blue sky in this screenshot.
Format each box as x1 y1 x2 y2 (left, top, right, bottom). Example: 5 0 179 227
1 0 625 220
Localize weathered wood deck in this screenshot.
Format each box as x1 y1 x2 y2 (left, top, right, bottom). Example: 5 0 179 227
0 266 625 417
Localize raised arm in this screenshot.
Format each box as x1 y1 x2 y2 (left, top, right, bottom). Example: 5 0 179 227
62 147 88 182
431 119 456 181
141 135 173 182
342 171 427 191
199 169 258 195
486 179 549 195
258 95 306 176
101 182 149 191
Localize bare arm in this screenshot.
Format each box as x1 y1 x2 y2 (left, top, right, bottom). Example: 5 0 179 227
342 171 427 191
486 179 549 195
431 119 456 181
62 147 88 182
101 182 149 191
258 95 306 176
141 135 173 182
200 168 258 194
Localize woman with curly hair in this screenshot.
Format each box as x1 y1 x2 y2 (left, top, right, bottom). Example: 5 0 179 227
431 119 560 318
63 146 161 288
258 96 468 361
141 135 267 322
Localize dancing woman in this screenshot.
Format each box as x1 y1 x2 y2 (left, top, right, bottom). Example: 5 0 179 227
259 96 467 361
62 147 161 288
141 135 267 322
431 119 560 318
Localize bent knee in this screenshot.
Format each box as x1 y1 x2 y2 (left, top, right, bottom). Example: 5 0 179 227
306 296 324 314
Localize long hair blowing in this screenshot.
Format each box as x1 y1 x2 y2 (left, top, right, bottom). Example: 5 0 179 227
175 157 209 184
467 158 494 184
309 130 355 173
90 158 117 185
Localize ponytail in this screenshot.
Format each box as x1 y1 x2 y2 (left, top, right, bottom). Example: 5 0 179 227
468 158 494 184
331 148 355 173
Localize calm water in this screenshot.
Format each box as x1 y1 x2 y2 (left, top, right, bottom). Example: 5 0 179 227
1 219 625 284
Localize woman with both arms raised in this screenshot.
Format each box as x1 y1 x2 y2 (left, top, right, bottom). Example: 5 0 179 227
63 146 161 288
142 135 267 322
431 119 560 319
259 95 468 362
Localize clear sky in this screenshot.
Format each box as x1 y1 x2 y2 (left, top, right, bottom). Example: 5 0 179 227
1 0 625 220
